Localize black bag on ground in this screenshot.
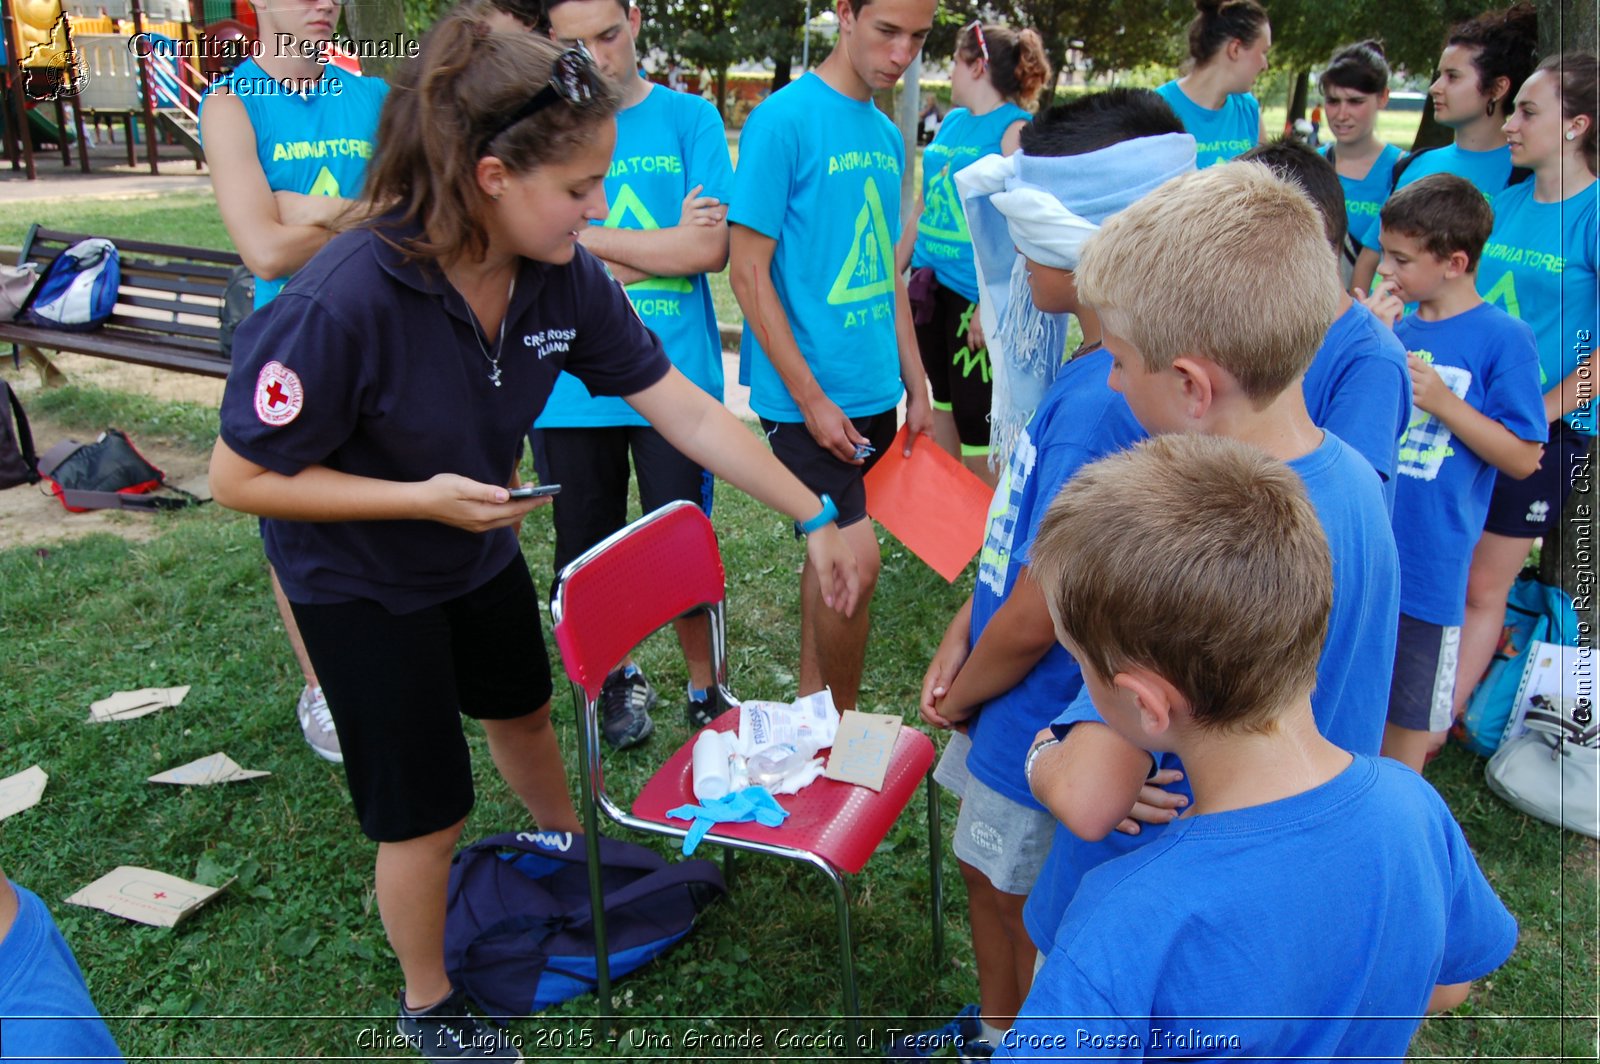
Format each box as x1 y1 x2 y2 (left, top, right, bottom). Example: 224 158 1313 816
0 377 40 489
445 830 725 1018
36 429 200 512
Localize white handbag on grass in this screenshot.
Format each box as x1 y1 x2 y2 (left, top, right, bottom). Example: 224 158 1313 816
1483 641 1598 838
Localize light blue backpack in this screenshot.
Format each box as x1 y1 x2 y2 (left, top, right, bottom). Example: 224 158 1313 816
1457 574 1582 757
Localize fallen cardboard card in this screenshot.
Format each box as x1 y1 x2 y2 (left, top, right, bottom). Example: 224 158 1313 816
148 753 270 787
65 866 232 928
0 765 48 821
823 711 902 791
864 425 993 582
88 685 190 723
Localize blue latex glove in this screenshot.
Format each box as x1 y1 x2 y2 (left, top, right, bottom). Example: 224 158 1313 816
665 786 790 855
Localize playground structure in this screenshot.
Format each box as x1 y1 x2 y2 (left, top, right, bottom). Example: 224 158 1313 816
0 0 359 179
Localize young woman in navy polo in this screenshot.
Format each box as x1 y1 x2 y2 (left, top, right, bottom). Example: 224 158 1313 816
211 13 857 1058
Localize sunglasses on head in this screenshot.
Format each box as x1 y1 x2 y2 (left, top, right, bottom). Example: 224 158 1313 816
962 20 989 68
480 43 602 156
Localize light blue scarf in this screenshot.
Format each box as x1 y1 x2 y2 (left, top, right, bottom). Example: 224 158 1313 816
956 133 1197 469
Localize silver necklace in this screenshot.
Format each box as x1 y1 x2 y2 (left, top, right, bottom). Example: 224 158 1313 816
471 274 517 387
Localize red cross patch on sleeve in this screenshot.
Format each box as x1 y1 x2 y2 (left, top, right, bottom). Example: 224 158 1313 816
254 361 304 426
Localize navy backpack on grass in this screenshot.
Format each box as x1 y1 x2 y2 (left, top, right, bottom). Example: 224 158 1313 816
444 831 724 1018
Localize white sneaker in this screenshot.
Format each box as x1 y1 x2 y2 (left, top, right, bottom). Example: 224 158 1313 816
295 685 343 763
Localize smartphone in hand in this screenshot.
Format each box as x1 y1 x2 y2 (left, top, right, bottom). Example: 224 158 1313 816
508 483 561 499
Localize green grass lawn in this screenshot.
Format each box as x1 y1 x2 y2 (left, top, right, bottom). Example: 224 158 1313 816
0 184 1592 1062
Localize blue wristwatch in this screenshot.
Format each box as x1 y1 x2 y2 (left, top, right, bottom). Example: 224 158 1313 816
798 494 839 535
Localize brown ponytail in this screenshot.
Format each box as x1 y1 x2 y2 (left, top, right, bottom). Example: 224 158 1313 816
360 10 618 264
957 23 1055 111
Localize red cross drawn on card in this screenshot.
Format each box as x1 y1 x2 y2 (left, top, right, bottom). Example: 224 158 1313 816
153 891 167 899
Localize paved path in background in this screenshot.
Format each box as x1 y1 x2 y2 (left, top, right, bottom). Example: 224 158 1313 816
0 147 210 203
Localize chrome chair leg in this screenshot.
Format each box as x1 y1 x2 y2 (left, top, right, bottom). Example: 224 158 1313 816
824 865 861 1045
926 772 944 968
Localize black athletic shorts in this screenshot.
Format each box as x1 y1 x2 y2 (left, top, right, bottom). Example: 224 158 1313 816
1483 423 1591 537
290 557 554 843
759 409 897 529
911 274 992 454
530 424 713 578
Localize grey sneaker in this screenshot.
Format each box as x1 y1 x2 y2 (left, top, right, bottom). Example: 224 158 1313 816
396 988 522 1061
295 685 342 764
686 683 733 730
600 666 656 749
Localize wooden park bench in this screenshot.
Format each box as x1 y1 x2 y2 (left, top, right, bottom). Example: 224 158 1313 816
2 225 242 385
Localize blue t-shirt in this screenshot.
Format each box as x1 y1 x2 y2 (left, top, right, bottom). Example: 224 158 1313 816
730 73 906 421
965 350 1147 809
910 103 1031 302
1358 143 1514 249
1479 180 1599 435
199 60 389 307
1022 431 1401 948
536 85 732 429
219 225 672 613
0 882 125 1063
1321 142 1401 250
1001 757 1518 1063
1392 304 1547 624
1154 81 1259 167
1303 300 1412 510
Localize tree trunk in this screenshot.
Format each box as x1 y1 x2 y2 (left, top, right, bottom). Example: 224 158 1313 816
771 47 793 94
1287 70 1308 123
344 0 408 83
714 65 729 124
1538 0 1598 55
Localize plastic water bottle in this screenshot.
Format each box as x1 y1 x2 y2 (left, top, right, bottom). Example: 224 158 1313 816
747 738 818 788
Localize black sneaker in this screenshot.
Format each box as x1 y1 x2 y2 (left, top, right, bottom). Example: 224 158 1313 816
396 988 522 1061
686 684 733 730
601 666 656 749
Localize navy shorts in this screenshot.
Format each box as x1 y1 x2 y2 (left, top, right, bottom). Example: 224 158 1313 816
530 424 713 579
1387 613 1461 733
1484 424 1591 537
759 409 897 529
290 557 554 843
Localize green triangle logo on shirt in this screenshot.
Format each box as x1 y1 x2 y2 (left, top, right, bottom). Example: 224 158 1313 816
1480 268 1521 321
603 183 691 294
827 177 896 305
917 165 969 244
307 165 340 198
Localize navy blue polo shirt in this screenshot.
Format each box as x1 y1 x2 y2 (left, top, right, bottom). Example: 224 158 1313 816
220 223 672 613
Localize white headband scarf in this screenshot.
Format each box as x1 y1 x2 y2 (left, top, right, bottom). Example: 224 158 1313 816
956 132 1197 469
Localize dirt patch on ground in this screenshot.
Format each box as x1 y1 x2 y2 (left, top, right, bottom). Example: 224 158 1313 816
2 355 217 550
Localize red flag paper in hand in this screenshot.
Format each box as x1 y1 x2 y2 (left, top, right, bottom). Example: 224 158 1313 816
864 426 994 582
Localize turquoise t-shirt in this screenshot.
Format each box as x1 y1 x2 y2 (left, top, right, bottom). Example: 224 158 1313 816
1154 80 1259 167
1479 180 1599 436
199 60 389 308
910 102 1031 302
1322 142 1401 251
1358 143 1514 249
536 84 733 429
729 73 906 421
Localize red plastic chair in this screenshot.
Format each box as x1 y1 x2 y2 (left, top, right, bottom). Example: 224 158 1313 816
550 501 944 1028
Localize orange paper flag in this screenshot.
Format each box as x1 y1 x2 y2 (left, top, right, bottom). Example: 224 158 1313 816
864 426 994 582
